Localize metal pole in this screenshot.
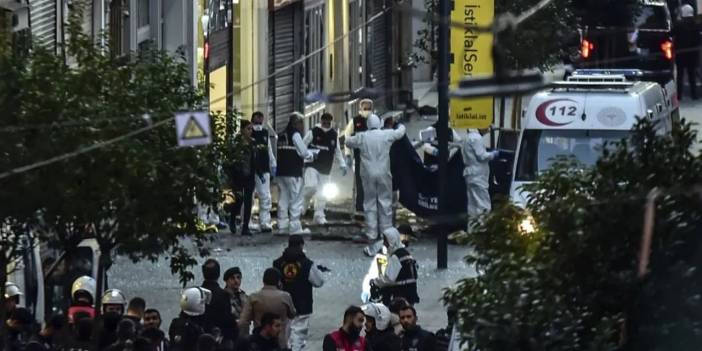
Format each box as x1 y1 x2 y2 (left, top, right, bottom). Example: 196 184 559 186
226 2 234 116
436 0 450 270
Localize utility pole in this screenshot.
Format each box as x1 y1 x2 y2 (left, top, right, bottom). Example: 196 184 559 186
436 0 450 270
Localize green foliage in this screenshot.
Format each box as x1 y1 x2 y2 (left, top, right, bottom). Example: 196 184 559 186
445 118 702 350
0 3 234 288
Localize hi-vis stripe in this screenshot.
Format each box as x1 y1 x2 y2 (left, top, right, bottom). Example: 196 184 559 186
311 145 330 151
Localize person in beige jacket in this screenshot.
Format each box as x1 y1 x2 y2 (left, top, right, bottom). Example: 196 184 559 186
238 268 297 347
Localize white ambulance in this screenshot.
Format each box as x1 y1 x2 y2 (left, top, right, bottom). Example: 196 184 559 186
507 71 673 206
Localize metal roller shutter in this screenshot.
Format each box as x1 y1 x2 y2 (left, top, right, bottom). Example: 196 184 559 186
269 4 302 133
29 0 57 52
367 0 390 113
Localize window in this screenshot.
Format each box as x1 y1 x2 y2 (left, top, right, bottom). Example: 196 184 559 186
515 129 629 181
304 6 325 94
137 0 150 28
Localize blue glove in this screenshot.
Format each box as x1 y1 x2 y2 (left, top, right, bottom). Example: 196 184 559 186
432 149 439 156
271 166 276 177
361 291 371 303
491 150 500 159
341 167 348 177
259 175 266 184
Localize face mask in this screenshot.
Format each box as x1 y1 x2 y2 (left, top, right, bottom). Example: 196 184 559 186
253 125 263 131
359 110 371 118
320 125 332 132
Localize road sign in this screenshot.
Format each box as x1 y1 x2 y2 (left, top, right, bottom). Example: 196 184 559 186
449 0 494 129
176 112 212 147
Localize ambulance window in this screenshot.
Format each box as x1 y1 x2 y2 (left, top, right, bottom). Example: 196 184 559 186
516 130 629 181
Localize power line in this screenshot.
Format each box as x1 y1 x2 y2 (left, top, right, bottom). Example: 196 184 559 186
0 6 392 179
0 118 171 180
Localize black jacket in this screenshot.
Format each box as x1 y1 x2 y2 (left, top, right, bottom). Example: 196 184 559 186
273 247 315 315
240 328 285 351
366 328 401 351
141 327 169 351
674 19 702 63
168 313 205 351
201 280 238 343
401 326 437 351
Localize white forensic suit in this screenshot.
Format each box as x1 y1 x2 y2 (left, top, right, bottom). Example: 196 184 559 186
461 129 498 232
277 128 314 234
302 124 347 224
345 116 406 254
251 124 277 230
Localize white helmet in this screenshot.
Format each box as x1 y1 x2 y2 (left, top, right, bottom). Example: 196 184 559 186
5 282 22 298
367 114 381 130
71 276 96 303
180 287 212 316
361 303 392 331
101 289 127 307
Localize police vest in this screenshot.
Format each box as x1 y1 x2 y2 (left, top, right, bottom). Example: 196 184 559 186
423 127 454 167
277 130 304 177
273 255 314 315
252 128 271 173
385 248 420 304
352 116 368 135
309 127 338 175
329 330 367 351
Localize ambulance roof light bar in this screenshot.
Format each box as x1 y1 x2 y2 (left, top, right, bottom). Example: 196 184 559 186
567 74 628 83
572 69 645 79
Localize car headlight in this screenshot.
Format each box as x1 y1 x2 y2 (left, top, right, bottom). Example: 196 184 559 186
519 215 537 235
322 183 339 200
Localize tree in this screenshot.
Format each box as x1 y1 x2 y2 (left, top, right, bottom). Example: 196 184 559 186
412 0 642 73
444 118 702 350
0 1 234 326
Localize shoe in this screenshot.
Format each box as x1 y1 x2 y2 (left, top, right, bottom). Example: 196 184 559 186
290 227 311 235
216 221 228 230
241 230 253 236
228 220 237 234
248 223 261 232
260 223 273 233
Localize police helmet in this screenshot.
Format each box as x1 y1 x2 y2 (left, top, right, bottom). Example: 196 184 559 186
71 276 96 304
180 287 212 316
4 282 23 298
361 303 392 331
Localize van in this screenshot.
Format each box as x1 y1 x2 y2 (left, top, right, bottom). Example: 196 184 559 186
502 72 672 206
7 235 103 324
576 0 679 116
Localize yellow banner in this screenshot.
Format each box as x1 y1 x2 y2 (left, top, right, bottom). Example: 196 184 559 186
449 0 494 129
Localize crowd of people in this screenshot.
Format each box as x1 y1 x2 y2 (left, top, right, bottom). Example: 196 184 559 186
3 232 461 351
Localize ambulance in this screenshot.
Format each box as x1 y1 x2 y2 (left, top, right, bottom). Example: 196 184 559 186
506 71 673 206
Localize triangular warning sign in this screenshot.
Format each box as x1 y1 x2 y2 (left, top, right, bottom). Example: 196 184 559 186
181 116 207 140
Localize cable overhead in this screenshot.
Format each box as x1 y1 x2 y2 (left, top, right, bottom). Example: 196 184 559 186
0 7 392 179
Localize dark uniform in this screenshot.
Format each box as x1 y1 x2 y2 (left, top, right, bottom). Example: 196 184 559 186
273 247 315 316
277 129 305 178
252 128 272 174
351 116 368 212
309 126 339 176
381 248 420 305
168 313 205 351
401 326 437 351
